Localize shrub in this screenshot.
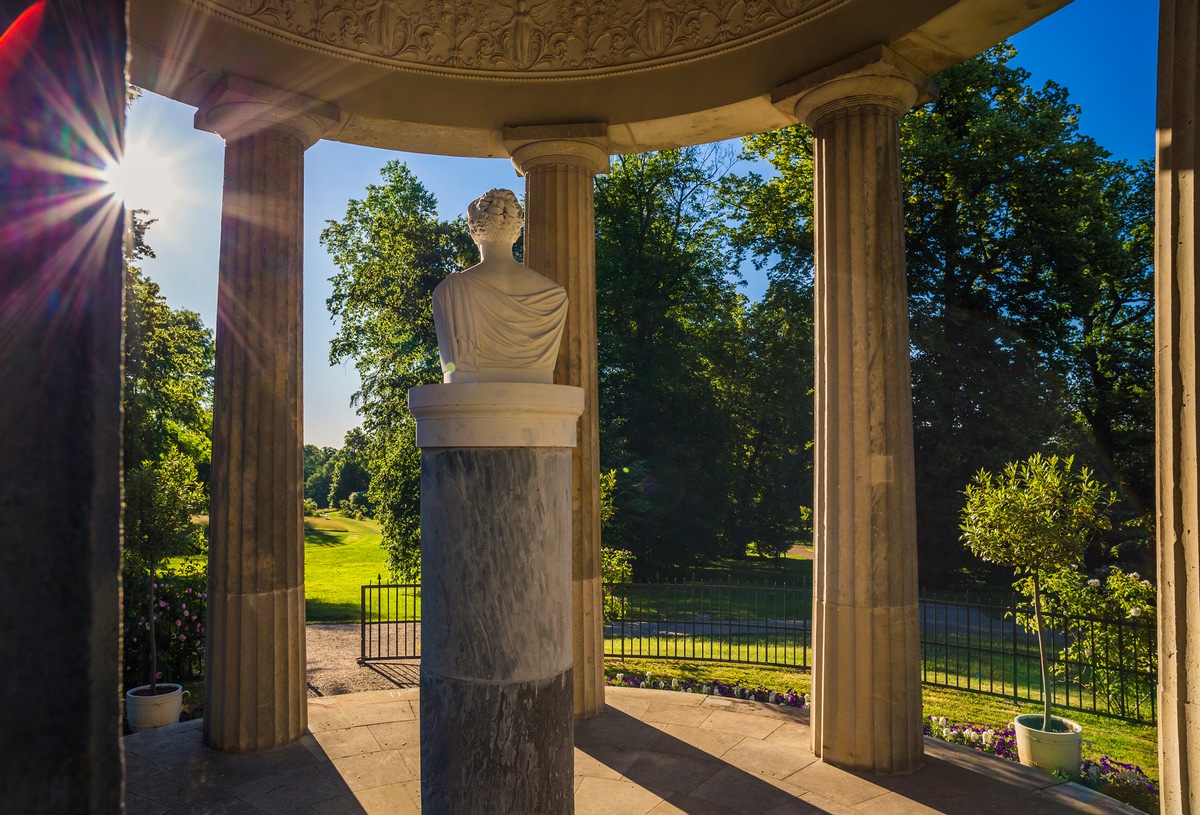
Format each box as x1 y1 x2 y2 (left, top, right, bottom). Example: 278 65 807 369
601 546 634 620
123 558 206 691
1034 566 1157 717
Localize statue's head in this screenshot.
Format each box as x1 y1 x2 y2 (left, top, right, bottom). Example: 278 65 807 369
467 188 523 246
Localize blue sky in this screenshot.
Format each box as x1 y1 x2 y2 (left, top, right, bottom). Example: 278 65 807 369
124 0 1159 448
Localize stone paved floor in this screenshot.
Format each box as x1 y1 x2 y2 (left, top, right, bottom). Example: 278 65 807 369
124 686 1141 814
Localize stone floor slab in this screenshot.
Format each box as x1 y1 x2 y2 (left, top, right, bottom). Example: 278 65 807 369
121 686 1137 814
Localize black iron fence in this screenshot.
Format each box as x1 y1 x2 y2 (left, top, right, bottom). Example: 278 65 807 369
359 578 420 662
919 594 1156 724
603 582 812 670
359 578 1157 723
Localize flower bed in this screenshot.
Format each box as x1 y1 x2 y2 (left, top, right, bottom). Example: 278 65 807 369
603 667 808 710
924 715 1159 814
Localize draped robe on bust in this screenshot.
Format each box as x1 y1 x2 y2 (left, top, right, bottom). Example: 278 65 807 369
432 272 568 383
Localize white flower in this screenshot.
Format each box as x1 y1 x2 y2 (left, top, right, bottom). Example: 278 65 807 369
1141 579 1153 589
937 716 949 727
1087 578 1101 587
982 729 995 746
1130 572 1140 580
1130 607 1143 618
942 728 952 739
616 673 624 683
671 678 679 690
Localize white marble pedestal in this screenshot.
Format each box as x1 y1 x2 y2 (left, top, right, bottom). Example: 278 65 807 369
409 382 584 814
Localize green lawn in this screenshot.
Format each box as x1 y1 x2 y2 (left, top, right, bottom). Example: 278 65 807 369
165 512 392 623
685 552 813 586
605 657 1160 784
303 514 392 622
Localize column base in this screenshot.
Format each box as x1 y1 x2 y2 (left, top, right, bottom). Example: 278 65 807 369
811 598 922 775
420 669 574 814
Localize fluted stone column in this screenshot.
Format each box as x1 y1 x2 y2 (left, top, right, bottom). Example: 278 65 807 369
0 2 125 809
196 77 338 751
777 47 931 775
507 127 610 719
1156 3 1200 811
410 383 584 814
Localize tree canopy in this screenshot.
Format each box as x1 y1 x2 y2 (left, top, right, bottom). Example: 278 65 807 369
736 44 1153 581
321 161 475 576
319 45 1154 585
123 213 214 489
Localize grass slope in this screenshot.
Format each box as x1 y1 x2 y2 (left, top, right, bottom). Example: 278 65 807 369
164 512 390 624
303 514 390 623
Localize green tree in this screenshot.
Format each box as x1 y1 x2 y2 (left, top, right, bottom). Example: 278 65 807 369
303 444 337 507
124 449 207 692
901 45 1152 578
726 278 814 561
735 45 1154 583
326 427 372 513
123 213 214 488
960 453 1113 730
722 126 818 564
321 161 475 576
595 147 745 574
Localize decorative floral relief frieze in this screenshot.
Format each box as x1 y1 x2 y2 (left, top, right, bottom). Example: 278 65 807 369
192 0 840 76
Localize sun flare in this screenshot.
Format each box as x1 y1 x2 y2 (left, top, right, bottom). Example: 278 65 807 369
103 138 183 217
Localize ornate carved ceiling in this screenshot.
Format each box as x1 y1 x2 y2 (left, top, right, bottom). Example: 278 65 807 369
191 0 844 78
132 0 1073 156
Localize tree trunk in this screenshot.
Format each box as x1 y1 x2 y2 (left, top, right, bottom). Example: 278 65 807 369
1031 571 1052 731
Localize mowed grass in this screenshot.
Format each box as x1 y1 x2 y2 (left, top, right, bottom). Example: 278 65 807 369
303 514 391 622
605 657 1160 784
685 552 813 586
164 512 391 624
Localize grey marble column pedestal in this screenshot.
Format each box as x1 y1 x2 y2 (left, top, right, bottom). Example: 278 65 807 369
410 383 584 814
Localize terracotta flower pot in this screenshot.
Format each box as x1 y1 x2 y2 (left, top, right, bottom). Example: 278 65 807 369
1013 713 1083 779
125 683 186 732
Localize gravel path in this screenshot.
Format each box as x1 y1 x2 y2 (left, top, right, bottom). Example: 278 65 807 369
305 623 419 697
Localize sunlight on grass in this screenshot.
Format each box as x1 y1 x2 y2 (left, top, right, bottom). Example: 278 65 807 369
304 513 390 623
163 512 389 624
607 657 1159 784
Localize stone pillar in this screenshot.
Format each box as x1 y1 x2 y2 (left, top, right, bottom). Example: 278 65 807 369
0 2 125 809
410 382 584 814
1156 3 1200 811
507 126 610 719
195 77 338 751
776 47 931 775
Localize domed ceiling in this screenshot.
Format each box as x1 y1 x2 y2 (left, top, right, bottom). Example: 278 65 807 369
130 0 1071 156
191 0 843 77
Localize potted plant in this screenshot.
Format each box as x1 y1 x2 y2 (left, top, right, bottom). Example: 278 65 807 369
123 450 206 731
959 453 1113 778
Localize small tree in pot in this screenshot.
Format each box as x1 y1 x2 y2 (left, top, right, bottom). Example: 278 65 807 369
124 449 206 727
960 454 1113 772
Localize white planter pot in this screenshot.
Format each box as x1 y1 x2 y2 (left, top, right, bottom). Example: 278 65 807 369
1013 713 1083 779
126 683 186 732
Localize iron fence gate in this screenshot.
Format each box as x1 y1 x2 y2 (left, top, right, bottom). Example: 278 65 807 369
359 578 420 662
359 578 1157 723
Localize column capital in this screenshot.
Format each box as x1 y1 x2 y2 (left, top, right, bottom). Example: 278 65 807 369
195 75 341 148
504 123 610 176
773 45 936 129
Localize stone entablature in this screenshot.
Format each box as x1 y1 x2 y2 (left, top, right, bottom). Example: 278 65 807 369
189 0 844 77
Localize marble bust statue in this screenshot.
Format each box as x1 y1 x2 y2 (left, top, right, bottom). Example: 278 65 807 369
432 189 568 384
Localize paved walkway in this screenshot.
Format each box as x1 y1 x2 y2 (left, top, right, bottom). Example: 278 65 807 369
124 686 1140 814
